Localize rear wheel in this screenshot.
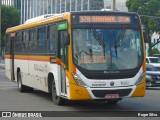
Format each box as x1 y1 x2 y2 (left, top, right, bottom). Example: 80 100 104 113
17 71 33 92
51 80 65 105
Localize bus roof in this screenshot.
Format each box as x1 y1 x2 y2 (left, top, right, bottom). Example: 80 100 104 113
70 10 138 15
6 11 139 34
6 12 70 33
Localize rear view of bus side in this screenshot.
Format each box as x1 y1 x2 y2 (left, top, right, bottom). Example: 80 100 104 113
5 11 146 105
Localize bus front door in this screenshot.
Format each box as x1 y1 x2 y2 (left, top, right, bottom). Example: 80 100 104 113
58 30 69 95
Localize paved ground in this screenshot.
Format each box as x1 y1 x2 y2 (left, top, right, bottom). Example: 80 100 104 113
0 58 5 68
0 60 160 119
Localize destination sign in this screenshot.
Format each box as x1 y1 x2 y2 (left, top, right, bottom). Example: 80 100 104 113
79 16 131 23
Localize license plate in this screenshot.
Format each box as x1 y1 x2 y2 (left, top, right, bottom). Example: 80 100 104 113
156 81 160 83
105 94 119 99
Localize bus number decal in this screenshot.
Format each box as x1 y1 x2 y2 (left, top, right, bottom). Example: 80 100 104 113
79 16 131 23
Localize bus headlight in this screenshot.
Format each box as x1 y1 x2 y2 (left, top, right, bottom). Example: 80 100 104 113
72 73 87 87
134 72 145 86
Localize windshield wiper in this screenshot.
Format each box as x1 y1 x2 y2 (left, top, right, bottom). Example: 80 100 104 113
90 27 105 58
79 49 93 62
114 28 126 49
113 28 126 59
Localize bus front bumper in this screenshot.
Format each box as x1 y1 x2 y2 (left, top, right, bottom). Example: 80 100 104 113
69 80 146 100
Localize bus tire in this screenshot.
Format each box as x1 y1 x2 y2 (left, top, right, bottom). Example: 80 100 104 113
17 71 33 92
51 80 65 105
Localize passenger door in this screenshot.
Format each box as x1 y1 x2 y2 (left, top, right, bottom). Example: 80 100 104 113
57 22 69 95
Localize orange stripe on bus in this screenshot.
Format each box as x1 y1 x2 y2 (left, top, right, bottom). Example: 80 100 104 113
5 55 51 62
5 55 12 59
142 63 146 72
73 65 76 73
56 58 61 65
28 56 50 62
15 55 28 60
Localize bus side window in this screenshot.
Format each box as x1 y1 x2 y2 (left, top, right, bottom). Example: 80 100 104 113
22 30 29 54
29 28 37 53
37 26 47 54
15 31 22 54
47 24 57 55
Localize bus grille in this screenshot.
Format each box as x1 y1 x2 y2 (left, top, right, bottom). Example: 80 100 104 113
92 89 132 98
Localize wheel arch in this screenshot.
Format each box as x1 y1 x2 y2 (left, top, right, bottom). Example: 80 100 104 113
48 72 54 93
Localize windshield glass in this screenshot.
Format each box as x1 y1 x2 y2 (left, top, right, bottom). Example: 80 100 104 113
73 28 143 71
149 58 159 63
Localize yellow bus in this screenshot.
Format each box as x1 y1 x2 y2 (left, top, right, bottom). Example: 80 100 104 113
5 11 146 105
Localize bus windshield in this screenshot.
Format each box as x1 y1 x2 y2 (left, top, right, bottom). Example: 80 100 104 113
73 28 143 71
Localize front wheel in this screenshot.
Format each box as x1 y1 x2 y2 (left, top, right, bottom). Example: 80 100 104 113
51 80 65 105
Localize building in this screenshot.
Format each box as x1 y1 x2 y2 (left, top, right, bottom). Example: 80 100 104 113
1 0 21 14
1 0 14 6
19 0 104 24
151 32 160 50
104 0 128 11
2 0 128 24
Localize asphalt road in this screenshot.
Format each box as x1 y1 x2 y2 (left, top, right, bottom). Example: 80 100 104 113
0 67 160 119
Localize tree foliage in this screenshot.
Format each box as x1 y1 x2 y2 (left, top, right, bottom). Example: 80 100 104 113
1 5 20 35
126 0 160 56
1 5 20 56
126 0 160 32
152 48 160 54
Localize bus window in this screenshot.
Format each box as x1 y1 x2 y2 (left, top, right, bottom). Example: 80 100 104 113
37 26 47 54
22 31 29 54
15 32 22 54
29 28 37 53
47 24 57 55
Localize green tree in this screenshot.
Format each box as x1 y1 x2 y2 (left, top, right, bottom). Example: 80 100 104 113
1 5 20 56
126 0 160 56
152 48 160 54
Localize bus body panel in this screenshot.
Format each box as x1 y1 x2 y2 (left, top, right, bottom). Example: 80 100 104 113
131 80 146 97
76 68 143 87
67 67 145 100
